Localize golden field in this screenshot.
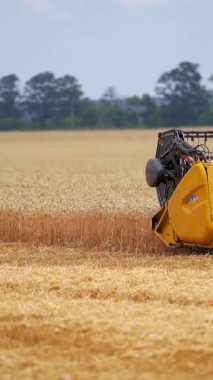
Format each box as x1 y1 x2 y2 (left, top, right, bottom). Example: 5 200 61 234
0 130 212 380
0 130 158 213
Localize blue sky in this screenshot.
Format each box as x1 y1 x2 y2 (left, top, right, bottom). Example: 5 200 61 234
0 0 212 98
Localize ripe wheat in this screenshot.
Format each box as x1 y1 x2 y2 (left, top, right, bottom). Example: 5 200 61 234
0 209 164 253
0 130 160 251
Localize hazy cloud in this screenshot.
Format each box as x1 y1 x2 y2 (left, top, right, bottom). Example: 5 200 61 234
118 0 164 6
118 0 201 6
21 0 71 21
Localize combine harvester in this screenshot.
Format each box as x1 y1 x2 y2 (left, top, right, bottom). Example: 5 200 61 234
146 129 213 250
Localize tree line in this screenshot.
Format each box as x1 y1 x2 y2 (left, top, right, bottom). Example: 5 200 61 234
0 61 213 131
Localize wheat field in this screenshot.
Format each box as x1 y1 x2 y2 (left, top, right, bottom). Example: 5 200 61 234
0 130 212 380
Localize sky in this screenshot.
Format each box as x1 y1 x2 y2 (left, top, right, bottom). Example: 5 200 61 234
0 0 212 99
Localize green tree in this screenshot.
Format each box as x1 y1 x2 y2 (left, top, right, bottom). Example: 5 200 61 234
0 74 20 118
200 76 213 124
55 75 83 124
127 95 160 127
127 96 141 106
127 96 143 125
140 94 159 127
98 99 123 128
156 62 209 126
79 98 99 128
99 88 126 128
102 86 118 101
23 72 57 127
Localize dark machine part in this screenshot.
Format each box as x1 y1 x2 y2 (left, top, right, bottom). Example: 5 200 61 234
146 129 213 207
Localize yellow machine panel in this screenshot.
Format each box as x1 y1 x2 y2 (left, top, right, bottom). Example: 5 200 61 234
168 163 213 245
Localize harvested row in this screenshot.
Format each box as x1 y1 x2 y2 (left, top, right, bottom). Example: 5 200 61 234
0 244 212 380
0 210 163 254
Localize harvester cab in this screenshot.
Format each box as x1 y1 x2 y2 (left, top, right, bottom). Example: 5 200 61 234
146 129 213 250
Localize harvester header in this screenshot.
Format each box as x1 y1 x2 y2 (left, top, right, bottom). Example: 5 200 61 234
146 129 213 250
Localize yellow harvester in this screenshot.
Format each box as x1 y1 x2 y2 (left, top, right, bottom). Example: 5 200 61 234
145 129 213 250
